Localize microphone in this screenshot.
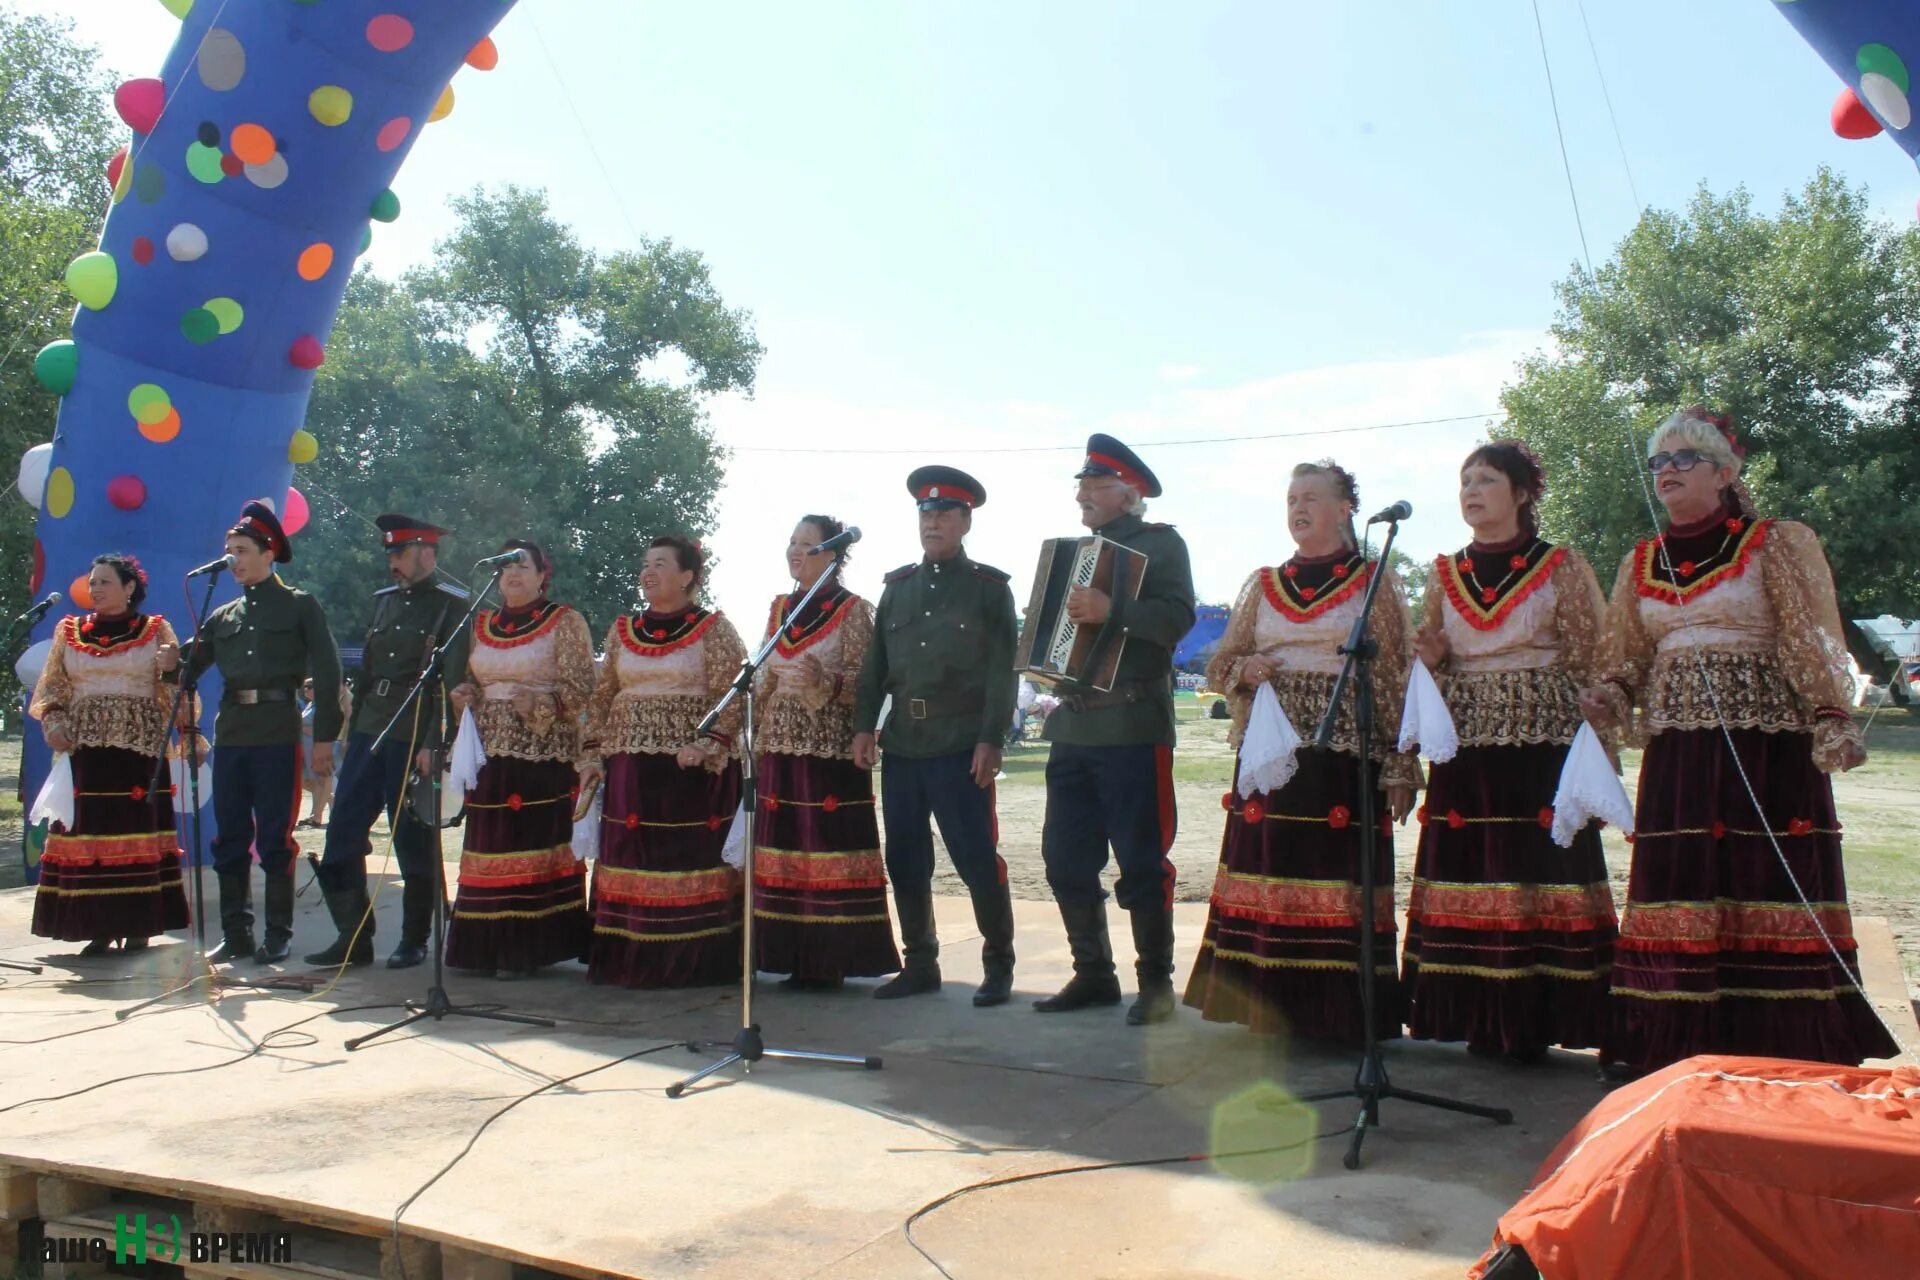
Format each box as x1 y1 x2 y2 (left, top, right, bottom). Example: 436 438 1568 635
1365 500 1413 525
186 553 236 578
475 549 530 569
807 526 862 556
16 591 62 625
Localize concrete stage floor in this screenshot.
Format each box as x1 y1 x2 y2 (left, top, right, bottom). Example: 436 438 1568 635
0 876 1912 1279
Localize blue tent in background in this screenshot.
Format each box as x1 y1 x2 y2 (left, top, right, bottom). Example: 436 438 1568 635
1175 604 1230 675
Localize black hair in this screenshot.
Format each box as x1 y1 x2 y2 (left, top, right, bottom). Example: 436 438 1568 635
648 534 706 588
498 539 553 591
1462 439 1547 536
798 514 848 565
91 553 148 609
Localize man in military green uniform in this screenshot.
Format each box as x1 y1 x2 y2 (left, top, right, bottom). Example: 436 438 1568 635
853 466 1020 1006
170 500 343 964
1034 435 1196 1024
306 515 471 969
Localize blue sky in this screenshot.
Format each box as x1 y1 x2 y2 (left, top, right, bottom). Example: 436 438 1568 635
19 0 1919 612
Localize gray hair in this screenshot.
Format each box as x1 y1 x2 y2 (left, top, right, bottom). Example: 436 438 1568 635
1649 411 1741 474
1120 486 1147 516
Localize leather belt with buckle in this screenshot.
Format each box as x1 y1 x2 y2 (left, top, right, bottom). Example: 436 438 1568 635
230 688 295 706
903 693 984 720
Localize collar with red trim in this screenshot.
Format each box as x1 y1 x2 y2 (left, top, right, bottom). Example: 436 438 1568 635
1438 540 1565 632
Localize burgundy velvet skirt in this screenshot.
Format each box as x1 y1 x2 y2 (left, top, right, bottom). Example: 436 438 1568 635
445 756 590 973
33 746 190 942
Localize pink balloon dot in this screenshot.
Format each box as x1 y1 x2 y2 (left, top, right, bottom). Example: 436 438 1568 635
283 487 310 536
366 15 414 53
289 335 326 370
131 236 155 265
106 475 147 511
375 117 412 152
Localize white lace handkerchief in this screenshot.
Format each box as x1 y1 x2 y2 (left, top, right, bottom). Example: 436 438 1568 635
1398 661 1459 763
1551 723 1634 848
1238 681 1302 798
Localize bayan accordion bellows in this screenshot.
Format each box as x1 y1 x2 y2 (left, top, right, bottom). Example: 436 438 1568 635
1016 535 1149 691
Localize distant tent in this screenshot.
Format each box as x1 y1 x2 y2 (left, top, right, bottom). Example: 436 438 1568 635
1176 604 1231 674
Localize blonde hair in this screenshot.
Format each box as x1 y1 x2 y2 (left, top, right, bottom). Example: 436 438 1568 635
1648 411 1741 473
1290 460 1359 549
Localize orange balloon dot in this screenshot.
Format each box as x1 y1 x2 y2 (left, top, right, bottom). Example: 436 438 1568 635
69 575 95 610
139 406 182 443
466 37 499 71
229 123 276 166
297 243 334 281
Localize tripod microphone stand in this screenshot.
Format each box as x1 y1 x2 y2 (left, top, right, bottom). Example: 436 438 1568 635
668 552 881 1097
120 568 318 1020
347 558 554 1050
1297 511 1511 1168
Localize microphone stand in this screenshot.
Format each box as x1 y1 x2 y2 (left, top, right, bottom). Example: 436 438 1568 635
668 552 882 1098
1296 513 1511 1168
346 560 554 1050
121 569 316 1019
2 603 52 974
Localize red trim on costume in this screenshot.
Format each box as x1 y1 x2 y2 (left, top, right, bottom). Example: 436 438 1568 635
1633 518 1772 605
615 610 718 657
915 480 980 507
1154 743 1175 855
1086 451 1149 495
476 604 570 649
61 614 161 657
1438 546 1566 632
769 591 857 656
383 528 441 547
1259 560 1372 623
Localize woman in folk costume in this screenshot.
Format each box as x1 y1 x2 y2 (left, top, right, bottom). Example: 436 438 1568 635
28 554 191 954
1182 461 1423 1044
1580 407 1895 1073
445 541 593 977
751 516 901 989
581 535 746 988
1400 441 1617 1061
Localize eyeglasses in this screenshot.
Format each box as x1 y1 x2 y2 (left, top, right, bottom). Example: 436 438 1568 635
1645 449 1705 474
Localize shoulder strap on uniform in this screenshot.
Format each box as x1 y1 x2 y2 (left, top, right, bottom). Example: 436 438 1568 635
435 580 472 600
969 563 1011 583
883 562 919 583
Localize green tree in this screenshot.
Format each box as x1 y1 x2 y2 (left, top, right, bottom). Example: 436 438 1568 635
1502 169 1920 644
0 10 118 674
299 185 761 640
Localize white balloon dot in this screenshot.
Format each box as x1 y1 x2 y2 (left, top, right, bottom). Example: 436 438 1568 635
1860 73 1912 131
166 223 208 262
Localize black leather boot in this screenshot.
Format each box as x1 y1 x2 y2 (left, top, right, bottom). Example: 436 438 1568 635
970 882 1016 1007
386 876 435 969
255 867 294 964
303 887 374 966
1033 898 1122 1012
207 869 255 963
1125 904 1177 1025
874 890 941 999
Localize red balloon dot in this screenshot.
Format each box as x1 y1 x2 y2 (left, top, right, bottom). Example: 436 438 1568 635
375 117 412 152
366 15 415 53
131 236 155 265
106 474 147 510
219 152 245 177
288 335 326 369
30 540 45 595
106 146 128 191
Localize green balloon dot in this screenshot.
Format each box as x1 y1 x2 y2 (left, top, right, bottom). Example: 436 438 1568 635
203 296 244 334
185 141 225 184
369 189 401 223
1858 43 1911 95
358 224 373 255
133 163 166 204
127 382 170 417
181 308 220 344
33 341 78 395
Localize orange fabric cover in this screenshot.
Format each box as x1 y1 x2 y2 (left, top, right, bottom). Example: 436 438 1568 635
1471 1054 1920 1280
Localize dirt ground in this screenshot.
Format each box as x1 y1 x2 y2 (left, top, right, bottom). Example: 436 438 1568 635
4 710 1915 1000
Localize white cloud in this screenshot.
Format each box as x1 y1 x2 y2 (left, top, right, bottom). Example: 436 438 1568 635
1157 363 1202 380
703 331 1541 620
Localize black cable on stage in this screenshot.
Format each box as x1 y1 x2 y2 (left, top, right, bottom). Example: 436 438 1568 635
902 1124 1358 1280
0 1002 405 1115
0 997 199 1046
388 1041 683 1280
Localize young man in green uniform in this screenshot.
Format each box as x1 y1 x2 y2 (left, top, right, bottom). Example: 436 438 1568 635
170 501 342 963
306 514 470 969
853 467 1020 1006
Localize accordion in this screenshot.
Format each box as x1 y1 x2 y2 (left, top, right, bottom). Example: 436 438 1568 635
1016 535 1149 691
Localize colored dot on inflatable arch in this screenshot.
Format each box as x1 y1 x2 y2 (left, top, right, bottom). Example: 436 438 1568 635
68 575 94 609
309 85 353 127
45 468 74 519
167 223 208 261
65 252 117 310
297 243 335 281
197 120 220 148
128 383 170 420
370 190 400 222
185 141 225 183
197 28 246 91
133 163 166 204
181 307 220 344
204 297 244 334
1858 43 1911 93
219 153 245 178
106 475 147 511
139 407 182 444
105 146 128 192
30 540 44 596
245 153 290 189
429 86 455 123
358 224 373 256
229 123 275 166
366 15 415 53
375 117 412 152
159 0 193 19
289 336 325 370
130 236 155 266
1860 73 1913 131
288 430 319 465
467 37 499 71
33 341 77 395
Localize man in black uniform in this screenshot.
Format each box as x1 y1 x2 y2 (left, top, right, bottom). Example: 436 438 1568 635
306 515 470 968
1034 435 1196 1024
853 466 1020 1006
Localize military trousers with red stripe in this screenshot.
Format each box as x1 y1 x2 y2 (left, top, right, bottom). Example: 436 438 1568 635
210 741 304 948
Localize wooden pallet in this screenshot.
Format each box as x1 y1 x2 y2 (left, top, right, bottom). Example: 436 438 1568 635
0 1164 588 1280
